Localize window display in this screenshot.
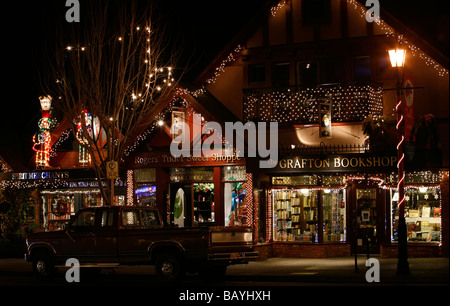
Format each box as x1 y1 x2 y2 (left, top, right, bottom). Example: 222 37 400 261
322 189 346 242
193 183 215 226
222 166 247 227
273 189 318 242
47 194 75 231
391 187 441 243
43 191 122 231
135 184 156 206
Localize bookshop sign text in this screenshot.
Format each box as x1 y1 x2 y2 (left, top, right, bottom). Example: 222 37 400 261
276 154 397 173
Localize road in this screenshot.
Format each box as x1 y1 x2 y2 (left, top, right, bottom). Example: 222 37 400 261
0 256 448 303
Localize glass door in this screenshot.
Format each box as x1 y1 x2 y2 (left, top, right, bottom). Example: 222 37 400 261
355 188 379 253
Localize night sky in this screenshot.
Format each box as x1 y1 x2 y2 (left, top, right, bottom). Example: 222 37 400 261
1 0 448 167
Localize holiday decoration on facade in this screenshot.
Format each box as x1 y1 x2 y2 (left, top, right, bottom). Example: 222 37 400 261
33 95 53 169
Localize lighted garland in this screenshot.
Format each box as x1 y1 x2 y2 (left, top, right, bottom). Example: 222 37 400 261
347 0 448 77
243 83 383 123
271 0 287 17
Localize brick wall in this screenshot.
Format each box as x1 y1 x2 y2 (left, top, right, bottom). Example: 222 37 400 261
255 243 351 259
440 174 449 256
380 244 443 257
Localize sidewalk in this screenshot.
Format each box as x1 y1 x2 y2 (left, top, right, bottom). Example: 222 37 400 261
225 256 449 285
0 256 448 286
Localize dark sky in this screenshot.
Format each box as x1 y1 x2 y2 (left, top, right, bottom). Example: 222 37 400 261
1 0 448 166
1 0 266 163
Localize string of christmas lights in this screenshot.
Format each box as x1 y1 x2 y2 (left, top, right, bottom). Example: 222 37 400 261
347 0 449 77
271 0 287 17
243 83 383 123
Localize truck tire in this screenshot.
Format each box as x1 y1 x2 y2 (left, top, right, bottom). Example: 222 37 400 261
155 252 185 283
32 251 56 280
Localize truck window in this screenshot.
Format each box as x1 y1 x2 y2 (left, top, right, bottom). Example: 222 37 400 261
141 210 160 226
122 209 160 227
100 210 114 228
70 210 95 232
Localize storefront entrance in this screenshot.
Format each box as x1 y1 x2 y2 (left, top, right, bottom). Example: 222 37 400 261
349 183 385 255
169 183 192 228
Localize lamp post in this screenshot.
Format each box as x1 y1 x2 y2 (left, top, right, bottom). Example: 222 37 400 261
389 48 410 276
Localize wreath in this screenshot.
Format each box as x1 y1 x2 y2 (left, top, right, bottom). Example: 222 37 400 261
52 199 68 216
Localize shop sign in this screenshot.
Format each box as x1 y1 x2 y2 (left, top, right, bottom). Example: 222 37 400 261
133 153 244 167
273 154 397 173
11 171 70 180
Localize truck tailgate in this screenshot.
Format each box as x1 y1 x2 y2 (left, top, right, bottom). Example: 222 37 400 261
208 226 258 260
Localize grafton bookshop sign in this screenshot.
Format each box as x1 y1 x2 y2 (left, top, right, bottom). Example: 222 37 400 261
273 154 397 173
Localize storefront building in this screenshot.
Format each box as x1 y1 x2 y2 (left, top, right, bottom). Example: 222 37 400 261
121 93 256 229
188 0 449 258
249 152 448 258
2 169 126 231
124 153 250 228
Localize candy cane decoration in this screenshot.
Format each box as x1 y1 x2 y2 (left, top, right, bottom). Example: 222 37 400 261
396 97 405 210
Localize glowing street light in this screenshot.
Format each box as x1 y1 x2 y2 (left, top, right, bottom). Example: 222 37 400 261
389 47 410 276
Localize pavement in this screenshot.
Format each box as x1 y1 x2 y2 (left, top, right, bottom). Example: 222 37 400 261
0 255 448 286
0 256 448 304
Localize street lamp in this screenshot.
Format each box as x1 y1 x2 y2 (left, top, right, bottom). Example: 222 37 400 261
388 47 410 275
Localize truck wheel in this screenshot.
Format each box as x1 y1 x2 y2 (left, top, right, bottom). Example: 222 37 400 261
155 252 185 283
32 251 56 280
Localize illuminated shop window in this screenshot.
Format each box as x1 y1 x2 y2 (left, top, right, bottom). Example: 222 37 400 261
134 168 156 207
193 183 215 226
273 189 318 242
135 185 156 207
222 166 247 227
322 189 346 242
391 187 441 243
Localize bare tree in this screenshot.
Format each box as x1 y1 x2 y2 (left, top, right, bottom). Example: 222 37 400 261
46 1 179 205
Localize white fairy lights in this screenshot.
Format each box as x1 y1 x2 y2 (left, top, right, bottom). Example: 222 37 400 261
243 83 383 123
347 0 448 77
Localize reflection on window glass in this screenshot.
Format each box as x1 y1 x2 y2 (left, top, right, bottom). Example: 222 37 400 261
72 210 95 231
391 187 441 242
122 209 160 227
225 182 247 227
100 210 114 228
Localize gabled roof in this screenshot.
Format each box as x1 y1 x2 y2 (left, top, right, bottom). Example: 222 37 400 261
194 0 448 86
122 85 240 155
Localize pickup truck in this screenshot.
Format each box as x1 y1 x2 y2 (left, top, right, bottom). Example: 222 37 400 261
25 206 258 282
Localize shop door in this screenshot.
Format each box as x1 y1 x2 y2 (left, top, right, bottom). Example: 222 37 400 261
354 188 380 254
169 183 192 227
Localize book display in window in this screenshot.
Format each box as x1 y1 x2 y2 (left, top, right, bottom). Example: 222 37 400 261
273 189 318 242
391 188 441 242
